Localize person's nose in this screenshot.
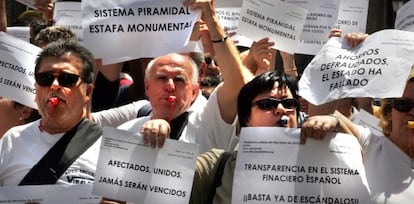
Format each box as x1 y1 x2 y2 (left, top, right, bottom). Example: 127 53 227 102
272 103 286 116
165 78 175 92
50 77 60 90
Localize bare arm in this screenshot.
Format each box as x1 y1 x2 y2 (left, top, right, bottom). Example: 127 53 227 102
185 0 253 123
0 0 6 32
280 51 298 78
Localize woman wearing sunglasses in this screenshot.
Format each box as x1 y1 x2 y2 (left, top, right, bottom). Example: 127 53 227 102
359 68 414 203
190 70 362 204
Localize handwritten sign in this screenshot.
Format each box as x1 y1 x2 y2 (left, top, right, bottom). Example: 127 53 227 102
237 0 308 54
299 29 414 105
82 0 200 64
0 32 41 109
232 127 370 204
93 127 199 204
395 0 414 32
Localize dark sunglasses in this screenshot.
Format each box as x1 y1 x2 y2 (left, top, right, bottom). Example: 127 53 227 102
392 98 414 112
35 72 81 87
204 56 218 66
253 98 298 111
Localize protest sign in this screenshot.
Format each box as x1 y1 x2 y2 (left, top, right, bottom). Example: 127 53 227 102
0 184 100 204
232 127 370 204
237 0 308 54
0 32 41 109
285 0 340 55
82 0 200 65
93 127 199 204
334 0 369 34
216 7 241 42
299 29 414 105
395 0 414 32
6 26 30 43
54 1 83 43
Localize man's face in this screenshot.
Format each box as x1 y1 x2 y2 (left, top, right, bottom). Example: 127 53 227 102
35 54 92 132
145 54 199 120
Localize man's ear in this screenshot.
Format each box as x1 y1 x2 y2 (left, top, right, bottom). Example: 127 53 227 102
192 84 200 102
144 79 150 92
86 84 93 97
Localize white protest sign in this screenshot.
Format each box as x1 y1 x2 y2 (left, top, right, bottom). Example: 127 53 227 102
82 0 201 64
0 184 100 204
93 127 199 204
6 26 30 43
232 127 370 204
0 32 41 109
395 0 414 32
237 0 308 54
54 2 83 43
334 0 369 34
299 29 414 106
15 0 36 9
216 7 241 42
285 0 340 55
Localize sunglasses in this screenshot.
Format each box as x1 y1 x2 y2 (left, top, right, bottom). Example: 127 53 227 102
253 98 298 111
35 72 81 88
392 98 414 112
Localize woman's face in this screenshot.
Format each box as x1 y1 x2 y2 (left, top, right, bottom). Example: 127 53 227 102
389 81 414 156
246 82 298 128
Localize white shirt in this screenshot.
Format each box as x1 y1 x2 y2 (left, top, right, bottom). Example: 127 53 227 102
118 89 238 153
359 129 414 203
0 120 101 186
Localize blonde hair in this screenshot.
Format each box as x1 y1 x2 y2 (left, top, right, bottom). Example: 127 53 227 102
379 66 414 136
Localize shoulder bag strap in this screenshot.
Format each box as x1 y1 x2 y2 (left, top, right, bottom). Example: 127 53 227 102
19 118 102 185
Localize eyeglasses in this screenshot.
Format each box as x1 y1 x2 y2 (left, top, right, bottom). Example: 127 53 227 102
204 56 218 66
253 98 298 111
35 72 81 87
392 98 414 112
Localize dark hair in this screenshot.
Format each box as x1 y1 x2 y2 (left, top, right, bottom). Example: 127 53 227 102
35 41 94 84
34 26 77 46
237 70 299 127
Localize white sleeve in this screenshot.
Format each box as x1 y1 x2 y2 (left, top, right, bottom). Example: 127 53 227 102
357 124 372 152
91 100 150 127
